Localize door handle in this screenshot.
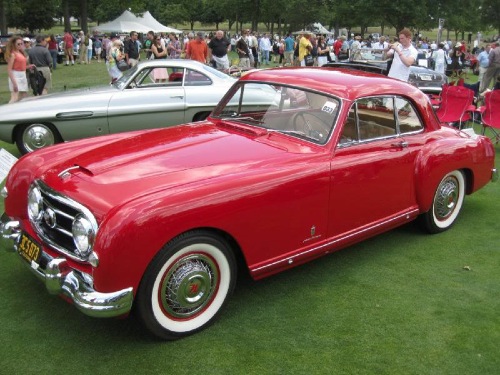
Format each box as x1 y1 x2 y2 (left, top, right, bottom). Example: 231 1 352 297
170 95 184 99
391 141 408 148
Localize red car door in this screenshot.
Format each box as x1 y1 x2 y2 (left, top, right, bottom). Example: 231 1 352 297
327 96 421 238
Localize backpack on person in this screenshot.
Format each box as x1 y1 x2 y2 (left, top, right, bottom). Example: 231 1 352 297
273 42 279 54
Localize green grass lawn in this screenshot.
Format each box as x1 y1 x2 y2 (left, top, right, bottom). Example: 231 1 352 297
0 59 499 374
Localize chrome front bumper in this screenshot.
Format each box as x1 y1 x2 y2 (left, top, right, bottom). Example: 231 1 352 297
0 213 133 318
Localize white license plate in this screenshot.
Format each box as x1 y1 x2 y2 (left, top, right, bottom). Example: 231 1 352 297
420 75 432 81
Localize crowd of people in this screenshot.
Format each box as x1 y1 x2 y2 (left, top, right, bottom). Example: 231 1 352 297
5 28 500 104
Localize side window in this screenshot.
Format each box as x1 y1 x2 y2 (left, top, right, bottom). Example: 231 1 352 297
166 67 184 85
339 105 358 145
184 69 212 86
395 97 424 133
356 97 397 140
133 67 185 87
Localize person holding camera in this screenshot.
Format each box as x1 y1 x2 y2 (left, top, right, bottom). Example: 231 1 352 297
385 28 418 82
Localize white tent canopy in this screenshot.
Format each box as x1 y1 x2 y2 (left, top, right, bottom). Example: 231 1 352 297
92 10 182 34
141 11 182 34
293 23 334 36
309 23 334 35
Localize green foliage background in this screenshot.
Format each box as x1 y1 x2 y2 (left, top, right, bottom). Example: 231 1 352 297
0 0 499 37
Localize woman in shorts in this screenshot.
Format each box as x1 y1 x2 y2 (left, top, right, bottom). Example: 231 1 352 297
6 35 30 103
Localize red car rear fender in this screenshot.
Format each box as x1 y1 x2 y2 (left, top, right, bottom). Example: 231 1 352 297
413 138 485 213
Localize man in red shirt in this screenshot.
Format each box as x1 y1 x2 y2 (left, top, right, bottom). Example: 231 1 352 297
63 30 75 66
186 32 208 64
333 36 344 58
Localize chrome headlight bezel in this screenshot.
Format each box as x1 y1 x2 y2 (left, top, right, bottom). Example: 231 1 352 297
27 180 100 265
27 184 44 222
72 213 97 258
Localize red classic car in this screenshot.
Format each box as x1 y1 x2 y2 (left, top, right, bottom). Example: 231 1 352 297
1 68 497 340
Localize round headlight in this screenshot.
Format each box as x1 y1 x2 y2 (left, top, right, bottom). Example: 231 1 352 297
72 214 95 257
27 185 43 222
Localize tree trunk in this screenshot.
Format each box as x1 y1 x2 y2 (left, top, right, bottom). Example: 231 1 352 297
0 0 7 35
80 0 88 33
63 0 71 32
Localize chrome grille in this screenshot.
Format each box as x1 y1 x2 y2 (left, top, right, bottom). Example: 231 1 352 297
30 180 97 262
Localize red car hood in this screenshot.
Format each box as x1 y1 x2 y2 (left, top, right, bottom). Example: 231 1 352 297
36 122 319 216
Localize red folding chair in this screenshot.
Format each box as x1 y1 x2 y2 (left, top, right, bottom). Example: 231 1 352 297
428 83 450 108
476 90 500 143
435 84 476 129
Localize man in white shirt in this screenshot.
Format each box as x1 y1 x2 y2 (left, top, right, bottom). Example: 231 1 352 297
245 30 258 68
259 33 272 65
386 28 418 82
372 36 388 50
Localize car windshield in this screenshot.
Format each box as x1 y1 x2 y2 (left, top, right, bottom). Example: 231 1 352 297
114 65 139 89
354 48 389 62
200 64 235 80
212 82 340 145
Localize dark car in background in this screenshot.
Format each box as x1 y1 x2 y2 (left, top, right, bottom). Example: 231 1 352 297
325 48 448 94
55 36 79 64
0 35 10 63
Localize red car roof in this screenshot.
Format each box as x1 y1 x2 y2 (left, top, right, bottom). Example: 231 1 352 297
239 66 426 103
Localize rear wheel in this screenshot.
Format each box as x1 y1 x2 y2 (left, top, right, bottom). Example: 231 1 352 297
421 170 465 234
136 230 237 340
15 123 62 154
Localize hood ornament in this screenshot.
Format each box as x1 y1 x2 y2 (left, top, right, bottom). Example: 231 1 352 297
58 165 80 179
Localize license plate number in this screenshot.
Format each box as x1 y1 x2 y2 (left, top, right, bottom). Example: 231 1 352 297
18 232 42 264
420 75 432 81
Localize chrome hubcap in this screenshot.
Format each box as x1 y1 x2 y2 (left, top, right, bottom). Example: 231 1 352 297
160 254 218 318
434 176 458 220
23 125 55 152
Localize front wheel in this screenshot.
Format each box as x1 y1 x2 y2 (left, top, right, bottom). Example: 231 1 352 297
420 170 465 234
15 123 62 154
192 111 211 122
136 230 237 340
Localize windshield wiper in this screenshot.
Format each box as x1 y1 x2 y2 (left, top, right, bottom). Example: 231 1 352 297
220 115 264 124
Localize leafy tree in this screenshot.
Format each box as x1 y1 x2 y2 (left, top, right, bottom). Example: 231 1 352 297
6 0 58 33
0 0 7 35
481 0 500 35
200 0 226 30
90 0 146 24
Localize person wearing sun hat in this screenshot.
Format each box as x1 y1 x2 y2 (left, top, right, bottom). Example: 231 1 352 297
22 37 32 53
349 34 362 61
449 41 463 78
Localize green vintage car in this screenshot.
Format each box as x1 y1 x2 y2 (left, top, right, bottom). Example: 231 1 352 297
0 60 238 154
